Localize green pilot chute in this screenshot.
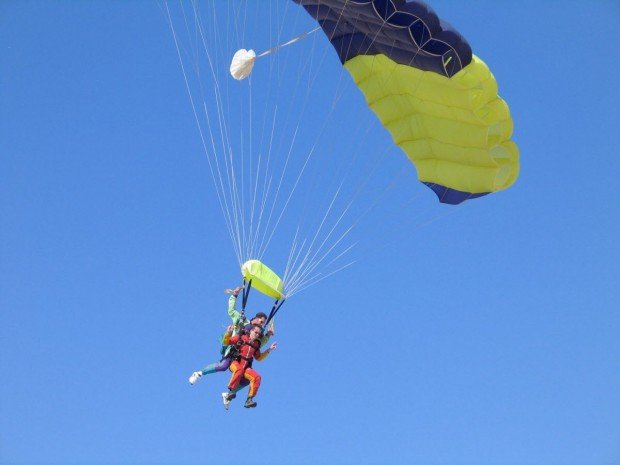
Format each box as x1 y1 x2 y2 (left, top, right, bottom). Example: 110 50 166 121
241 260 284 300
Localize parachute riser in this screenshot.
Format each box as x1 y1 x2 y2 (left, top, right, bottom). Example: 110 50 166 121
264 299 285 330
237 279 252 327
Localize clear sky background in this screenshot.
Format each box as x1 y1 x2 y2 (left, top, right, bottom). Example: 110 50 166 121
1 2 619 465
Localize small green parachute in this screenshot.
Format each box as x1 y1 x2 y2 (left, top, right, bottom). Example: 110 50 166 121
241 259 284 300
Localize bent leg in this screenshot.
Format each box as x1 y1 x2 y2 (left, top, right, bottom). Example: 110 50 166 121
231 378 250 394
227 360 246 391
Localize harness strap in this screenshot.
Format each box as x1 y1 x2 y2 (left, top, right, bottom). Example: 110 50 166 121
237 338 260 349
235 337 260 364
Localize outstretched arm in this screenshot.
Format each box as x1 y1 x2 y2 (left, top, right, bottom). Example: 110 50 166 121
259 320 275 346
255 342 278 361
227 294 242 324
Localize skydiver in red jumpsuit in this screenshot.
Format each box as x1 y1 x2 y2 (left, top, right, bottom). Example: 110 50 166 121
222 324 277 408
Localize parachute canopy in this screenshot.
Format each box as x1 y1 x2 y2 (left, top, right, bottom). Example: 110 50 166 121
241 260 284 300
230 49 256 80
293 0 519 204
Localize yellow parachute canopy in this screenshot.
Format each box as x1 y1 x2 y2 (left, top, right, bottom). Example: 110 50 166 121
345 54 518 198
241 259 284 300
294 0 519 204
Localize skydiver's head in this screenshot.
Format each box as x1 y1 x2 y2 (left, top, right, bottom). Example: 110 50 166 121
250 312 268 326
248 324 264 341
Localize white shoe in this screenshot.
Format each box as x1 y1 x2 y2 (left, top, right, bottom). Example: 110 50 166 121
188 371 202 385
222 391 233 410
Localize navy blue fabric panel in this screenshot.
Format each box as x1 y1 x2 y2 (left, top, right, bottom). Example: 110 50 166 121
423 183 489 204
293 0 472 77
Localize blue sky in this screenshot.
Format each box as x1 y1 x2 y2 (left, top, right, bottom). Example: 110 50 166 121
1 2 619 465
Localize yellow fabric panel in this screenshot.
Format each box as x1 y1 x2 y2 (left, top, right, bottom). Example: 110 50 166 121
408 141 519 192
241 259 284 299
344 54 519 194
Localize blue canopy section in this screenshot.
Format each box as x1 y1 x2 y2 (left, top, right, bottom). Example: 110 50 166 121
423 183 489 205
292 0 472 77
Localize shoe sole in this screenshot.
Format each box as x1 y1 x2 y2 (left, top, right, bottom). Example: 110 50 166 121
221 393 232 410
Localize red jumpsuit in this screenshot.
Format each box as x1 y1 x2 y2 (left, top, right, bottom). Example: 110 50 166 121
224 333 270 397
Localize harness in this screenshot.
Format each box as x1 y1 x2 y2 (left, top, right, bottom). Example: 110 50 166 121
222 278 283 364
218 317 244 359
235 336 261 363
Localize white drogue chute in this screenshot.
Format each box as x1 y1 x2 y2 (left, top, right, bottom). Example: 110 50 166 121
229 27 320 80
229 49 256 80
